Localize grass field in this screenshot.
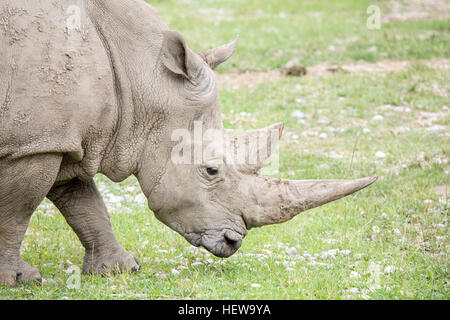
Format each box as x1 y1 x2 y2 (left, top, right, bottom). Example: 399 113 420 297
1 0 449 299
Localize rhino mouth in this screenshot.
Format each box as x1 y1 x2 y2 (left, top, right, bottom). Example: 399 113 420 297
186 229 244 258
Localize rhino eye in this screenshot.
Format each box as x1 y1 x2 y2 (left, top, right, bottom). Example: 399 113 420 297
206 167 219 176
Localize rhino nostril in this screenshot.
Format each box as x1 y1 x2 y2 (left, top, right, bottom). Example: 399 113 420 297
224 236 237 247
224 231 242 250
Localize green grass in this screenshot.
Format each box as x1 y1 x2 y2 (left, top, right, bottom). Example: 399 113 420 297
1 0 448 299
153 0 450 71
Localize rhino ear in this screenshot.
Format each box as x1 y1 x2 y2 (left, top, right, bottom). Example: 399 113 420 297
161 30 200 82
198 36 238 70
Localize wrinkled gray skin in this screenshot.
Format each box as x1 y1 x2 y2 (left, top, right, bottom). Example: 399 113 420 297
0 0 376 286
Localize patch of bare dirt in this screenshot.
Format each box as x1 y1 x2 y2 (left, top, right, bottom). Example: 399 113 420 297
434 185 448 197
434 185 449 206
216 58 450 88
383 0 450 23
216 70 283 89
309 60 410 75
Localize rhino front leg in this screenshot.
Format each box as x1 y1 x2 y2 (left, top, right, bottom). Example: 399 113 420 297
0 154 62 286
47 178 140 275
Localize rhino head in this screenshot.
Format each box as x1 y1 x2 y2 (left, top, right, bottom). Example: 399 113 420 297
136 30 377 258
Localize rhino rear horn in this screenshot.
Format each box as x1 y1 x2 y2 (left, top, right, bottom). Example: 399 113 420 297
230 122 284 174
198 36 238 70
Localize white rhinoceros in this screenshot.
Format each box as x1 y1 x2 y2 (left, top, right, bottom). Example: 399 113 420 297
0 0 376 286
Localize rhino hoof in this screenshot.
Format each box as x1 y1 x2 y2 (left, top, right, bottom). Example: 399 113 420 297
16 270 42 284
83 247 140 275
0 269 18 287
0 262 42 287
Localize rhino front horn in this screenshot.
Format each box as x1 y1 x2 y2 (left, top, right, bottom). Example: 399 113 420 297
244 176 378 229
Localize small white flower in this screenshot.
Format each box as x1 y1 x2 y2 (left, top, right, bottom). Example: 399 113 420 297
317 118 329 124
427 125 445 134
171 268 180 275
327 249 339 256
393 228 401 235
384 265 397 274
319 133 328 139
372 115 384 121
286 247 297 256
393 106 411 113
251 283 261 288
349 271 361 279
134 193 147 204
191 261 203 267
287 132 299 140
375 151 386 159
303 253 312 260
291 110 306 119
286 267 296 272
347 287 360 294
372 226 380 233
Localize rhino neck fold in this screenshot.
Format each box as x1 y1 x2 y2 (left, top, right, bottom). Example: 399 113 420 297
86 0 169 182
